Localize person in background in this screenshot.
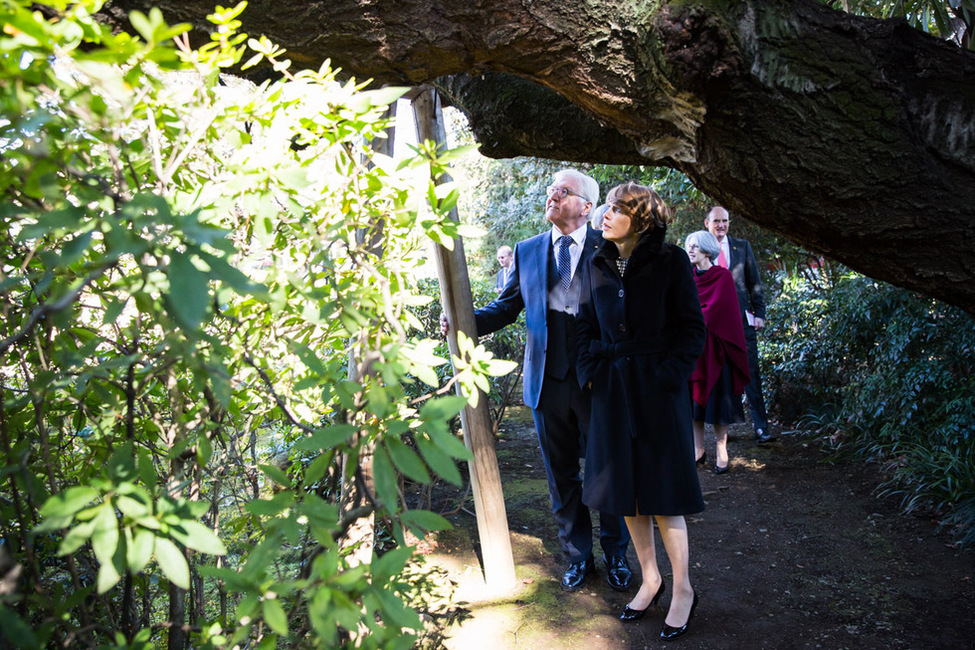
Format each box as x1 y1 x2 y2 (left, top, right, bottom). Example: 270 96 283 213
590 203 610 230
577 181 705 640
494 245 514 294
443 169 632 593
704 206 773 442
684 230 750 475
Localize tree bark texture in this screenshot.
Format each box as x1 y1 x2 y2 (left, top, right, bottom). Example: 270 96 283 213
99 0 975 315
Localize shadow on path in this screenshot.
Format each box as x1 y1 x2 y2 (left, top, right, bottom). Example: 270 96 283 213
422 409 975 649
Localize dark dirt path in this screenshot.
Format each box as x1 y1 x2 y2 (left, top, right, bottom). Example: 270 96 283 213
421 408 975 649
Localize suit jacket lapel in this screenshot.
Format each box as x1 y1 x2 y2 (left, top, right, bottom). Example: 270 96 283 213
542 234 559 293
728 236 742 267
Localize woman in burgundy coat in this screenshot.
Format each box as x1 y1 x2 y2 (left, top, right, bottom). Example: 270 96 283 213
684 230 750 475
577 182 706 640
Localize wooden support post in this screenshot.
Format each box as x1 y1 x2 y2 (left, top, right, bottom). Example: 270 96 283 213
411 87 517 593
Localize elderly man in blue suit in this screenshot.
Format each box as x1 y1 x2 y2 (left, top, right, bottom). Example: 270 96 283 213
705 206 774 443
444 169 632 592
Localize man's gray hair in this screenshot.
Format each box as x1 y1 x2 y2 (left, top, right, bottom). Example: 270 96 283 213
555 169 599 204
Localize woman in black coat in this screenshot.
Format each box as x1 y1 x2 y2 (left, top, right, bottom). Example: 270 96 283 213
577 182 706 641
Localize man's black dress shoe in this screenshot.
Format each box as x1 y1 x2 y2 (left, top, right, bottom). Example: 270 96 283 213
754 429 774 443
561 558 593 591
620 580 665 621
603 554 633 591
660 591 699 641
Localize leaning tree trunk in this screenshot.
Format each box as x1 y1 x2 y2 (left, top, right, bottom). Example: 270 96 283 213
413 88 517 593
98 0 975 316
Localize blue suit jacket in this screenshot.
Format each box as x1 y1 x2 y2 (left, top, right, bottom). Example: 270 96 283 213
475 226 602 410
726 235 766 321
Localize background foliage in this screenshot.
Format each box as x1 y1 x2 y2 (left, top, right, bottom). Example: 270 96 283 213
824 0 974 48
763 269 975 546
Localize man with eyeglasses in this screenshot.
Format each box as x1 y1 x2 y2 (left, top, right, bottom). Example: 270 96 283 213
443 169 632 593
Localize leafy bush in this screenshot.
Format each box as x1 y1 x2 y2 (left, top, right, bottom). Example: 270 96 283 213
0 1 509 647
763 268 975 545
412 278 526 433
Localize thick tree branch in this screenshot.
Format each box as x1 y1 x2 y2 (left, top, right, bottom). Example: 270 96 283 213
99 0 975 315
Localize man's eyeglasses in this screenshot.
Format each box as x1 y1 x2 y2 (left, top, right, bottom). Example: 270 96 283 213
547 185 589 201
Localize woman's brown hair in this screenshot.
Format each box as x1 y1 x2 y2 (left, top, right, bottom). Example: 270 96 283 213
606 181 671 233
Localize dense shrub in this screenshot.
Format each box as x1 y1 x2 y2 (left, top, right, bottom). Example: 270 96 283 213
412 277 526 432
763 268 975 545
0 3 510 647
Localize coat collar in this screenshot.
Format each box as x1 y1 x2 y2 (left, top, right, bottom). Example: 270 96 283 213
594 224 668 268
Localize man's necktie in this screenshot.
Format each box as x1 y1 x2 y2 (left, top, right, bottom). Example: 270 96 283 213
558 236 572 292
718 247 728 268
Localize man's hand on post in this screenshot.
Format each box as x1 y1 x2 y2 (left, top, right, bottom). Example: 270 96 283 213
440 312 450 337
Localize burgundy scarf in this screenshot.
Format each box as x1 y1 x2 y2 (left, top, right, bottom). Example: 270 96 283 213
689 265 750 407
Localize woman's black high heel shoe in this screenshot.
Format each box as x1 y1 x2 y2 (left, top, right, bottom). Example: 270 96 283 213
619 580 665 622
695 451 707 467
660 591 698 640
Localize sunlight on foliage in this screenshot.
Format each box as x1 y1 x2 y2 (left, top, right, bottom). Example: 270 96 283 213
0 1 496 647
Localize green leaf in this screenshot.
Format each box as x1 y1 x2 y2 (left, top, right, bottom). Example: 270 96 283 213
293 424 357 452
154 536 190 589
401 509 452 534
58 518 97 556
245 491 294 517
286 339 329 375
167 251 210 329
127 527 155 573
374 588 421 630
371 446 400 511
96 554 122 594
361 86 409 108
299 495 340 532
90 505 119 565
383 437 430 484
301 452 333 488
102 297 128 326
0 606 39 649
137 449 156 489
197 433 214 465
425 425 472 461
61 231 93 266
116 493 152 519
415 435 462 485
419 395 468 423
128 10 154 42
170 520 227 556
259 463 292 487
370 544 414 582
262 597 289 636
39 486 99 519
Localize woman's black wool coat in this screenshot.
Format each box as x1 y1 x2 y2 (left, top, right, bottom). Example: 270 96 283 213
577 226 707 517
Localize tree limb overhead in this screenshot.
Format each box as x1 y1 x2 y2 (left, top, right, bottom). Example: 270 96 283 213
101 0 975 315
